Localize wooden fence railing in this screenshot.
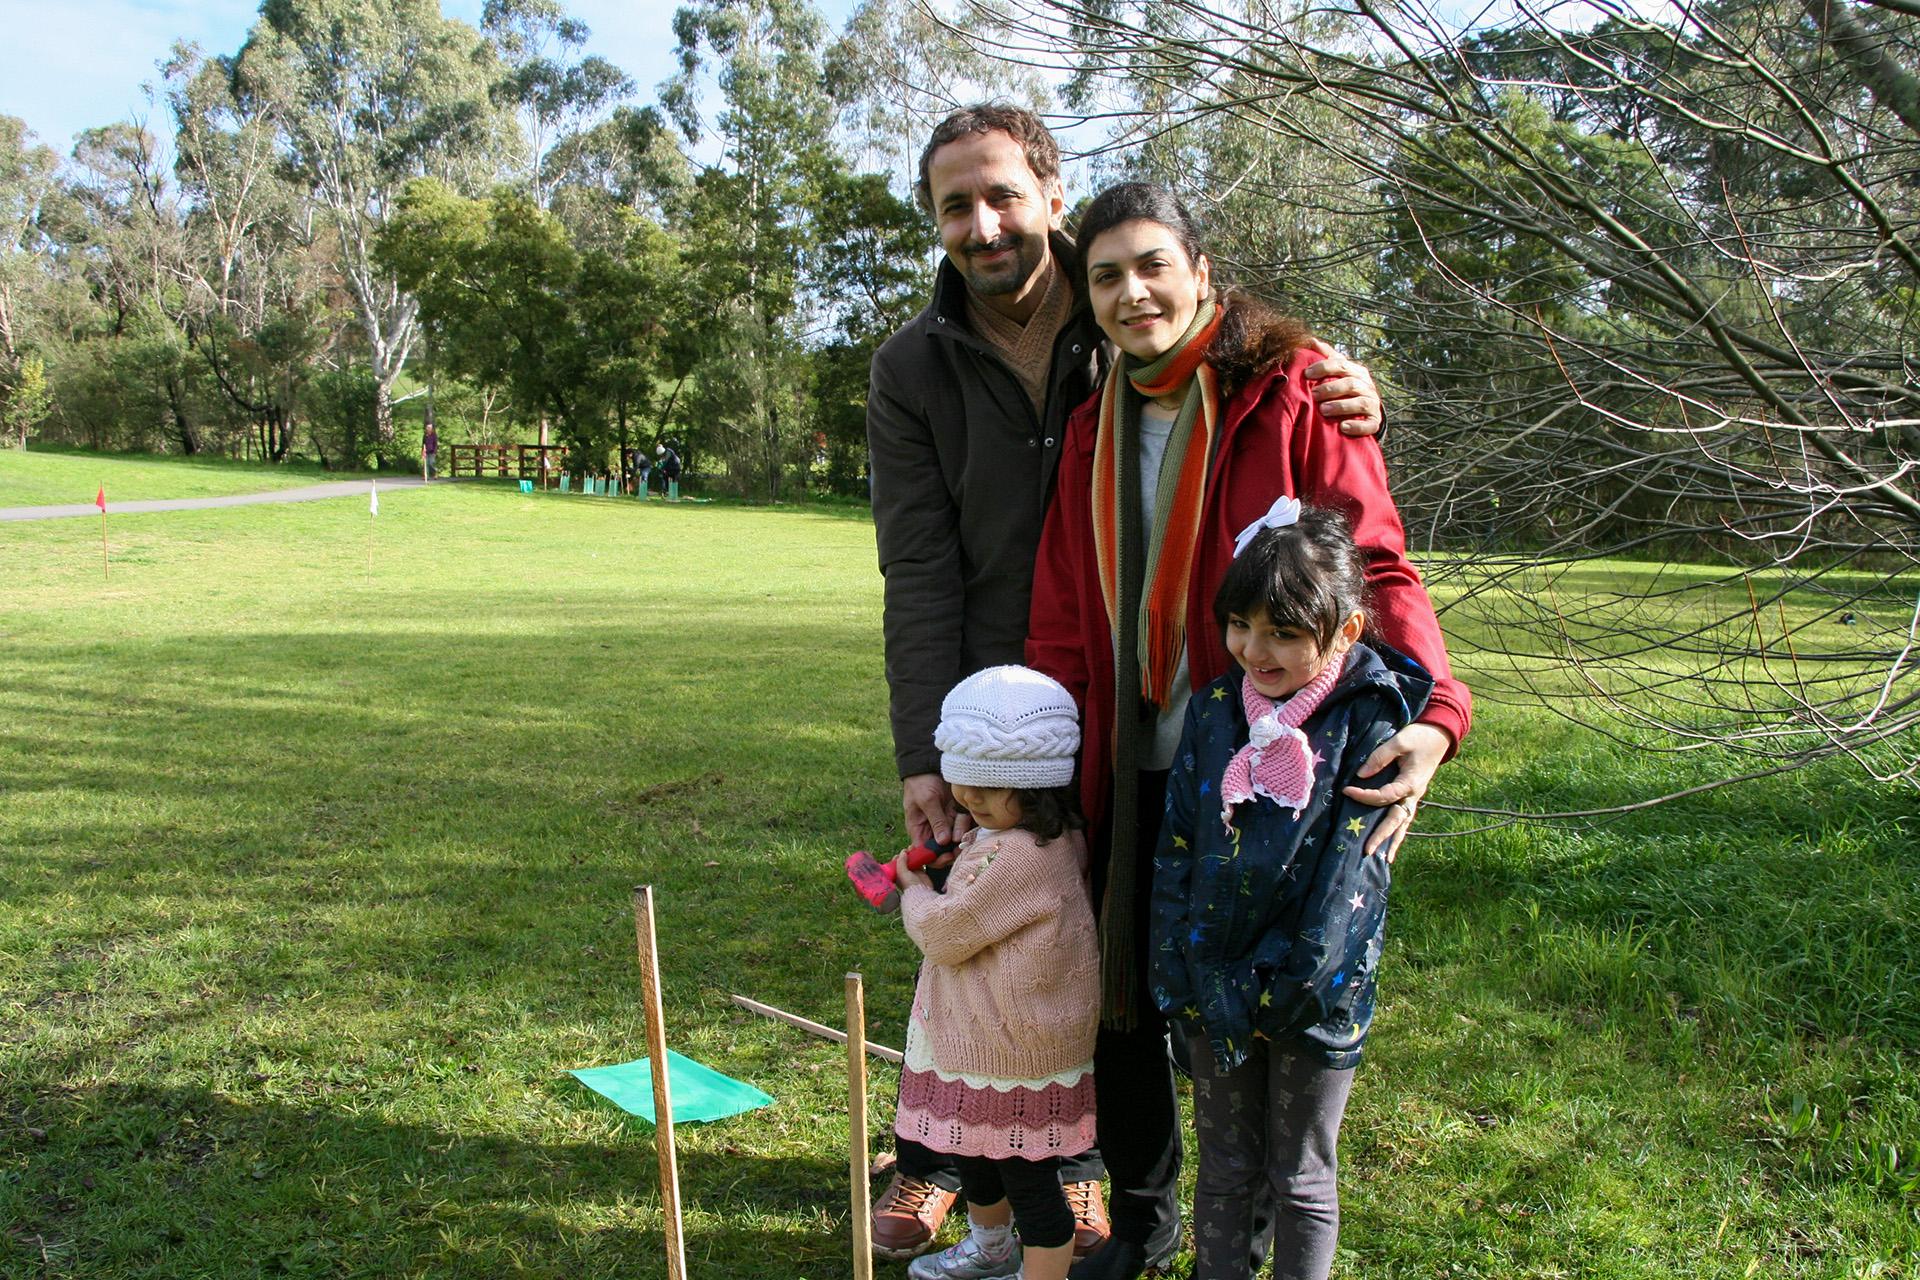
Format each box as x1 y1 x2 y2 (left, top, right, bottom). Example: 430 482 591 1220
444 443 568 482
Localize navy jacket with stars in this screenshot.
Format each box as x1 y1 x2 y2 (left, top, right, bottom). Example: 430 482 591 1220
1149 641 1432 1072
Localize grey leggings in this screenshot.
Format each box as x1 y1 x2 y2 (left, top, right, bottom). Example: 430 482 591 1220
1186 1031 1355 1280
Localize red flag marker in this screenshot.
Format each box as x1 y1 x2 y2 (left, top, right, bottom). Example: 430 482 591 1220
96 484 106 511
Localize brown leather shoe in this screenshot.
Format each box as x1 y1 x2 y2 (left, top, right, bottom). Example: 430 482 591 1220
1064 1179 1111 1258
871 1171 958 1260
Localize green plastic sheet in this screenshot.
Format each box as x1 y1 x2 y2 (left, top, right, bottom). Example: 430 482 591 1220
570 1051 772 1125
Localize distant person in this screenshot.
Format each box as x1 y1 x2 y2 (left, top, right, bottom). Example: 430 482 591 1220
890 665 1099 1280
1151 502 1432 1280
422 418 439 480
636 448 652 497
657 443 682 499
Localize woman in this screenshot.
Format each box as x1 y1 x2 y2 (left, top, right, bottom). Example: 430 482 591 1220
1025 182 1471 1280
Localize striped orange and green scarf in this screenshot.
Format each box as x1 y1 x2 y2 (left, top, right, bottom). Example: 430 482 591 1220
1090 298 1222 1027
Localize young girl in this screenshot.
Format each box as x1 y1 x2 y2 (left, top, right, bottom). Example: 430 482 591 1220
893 665 1102 1280
1150 500 1434 1280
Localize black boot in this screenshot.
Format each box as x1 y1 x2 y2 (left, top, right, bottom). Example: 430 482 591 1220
1067 1230 1180 1280
1067 1239 1148 1280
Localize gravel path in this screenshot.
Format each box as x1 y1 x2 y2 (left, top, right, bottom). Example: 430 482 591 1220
0 477 429 522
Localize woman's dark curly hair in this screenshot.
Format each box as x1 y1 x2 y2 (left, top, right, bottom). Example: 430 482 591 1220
1073 180 1314 399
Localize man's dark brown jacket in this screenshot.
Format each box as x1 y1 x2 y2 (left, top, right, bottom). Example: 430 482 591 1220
867 233 1107 778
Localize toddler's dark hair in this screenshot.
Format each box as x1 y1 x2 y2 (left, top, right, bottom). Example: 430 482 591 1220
1213 504 1368 654
1011 783 1085 843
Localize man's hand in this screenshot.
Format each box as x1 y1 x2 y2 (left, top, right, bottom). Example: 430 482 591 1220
1342 722 1451 862
1304 338 1383 438
902 773 971 849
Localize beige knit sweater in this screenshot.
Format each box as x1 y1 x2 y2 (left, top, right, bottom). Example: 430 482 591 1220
900 825 1101 1080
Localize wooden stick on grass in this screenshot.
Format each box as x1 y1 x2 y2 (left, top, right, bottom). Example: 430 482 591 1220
846 972 873 1280
633 885 688 1280
728 993 904 1064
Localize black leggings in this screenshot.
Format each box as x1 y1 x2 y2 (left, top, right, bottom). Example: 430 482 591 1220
898 1134 1102 1193
953 1153 1075 1249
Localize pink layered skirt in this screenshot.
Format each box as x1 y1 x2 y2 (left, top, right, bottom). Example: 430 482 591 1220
893 1011 1098 1161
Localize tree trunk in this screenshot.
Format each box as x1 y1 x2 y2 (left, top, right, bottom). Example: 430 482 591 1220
618 397 631 491
374 378 395 450
165 374 200 455
1801 0 1920 135
756 402 771 502
657 373 688 438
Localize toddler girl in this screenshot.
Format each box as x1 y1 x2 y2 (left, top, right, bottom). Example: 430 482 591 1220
1151 498 1435 1280
894 665 1101 1280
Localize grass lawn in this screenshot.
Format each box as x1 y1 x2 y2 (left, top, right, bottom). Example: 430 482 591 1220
1 447 376 508
2 470 1915 1278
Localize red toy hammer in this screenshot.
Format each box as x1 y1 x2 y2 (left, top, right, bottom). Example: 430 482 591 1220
846 841 953 913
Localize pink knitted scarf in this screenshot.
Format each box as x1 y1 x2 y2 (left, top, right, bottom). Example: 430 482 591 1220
1220 654 1347 832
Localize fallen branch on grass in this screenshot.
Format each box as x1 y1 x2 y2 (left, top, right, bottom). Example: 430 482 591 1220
730 993 904 1064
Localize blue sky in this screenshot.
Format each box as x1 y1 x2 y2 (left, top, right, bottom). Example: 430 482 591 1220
0 0 855 158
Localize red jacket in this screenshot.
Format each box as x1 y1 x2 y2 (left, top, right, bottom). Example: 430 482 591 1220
1026 345 1472 831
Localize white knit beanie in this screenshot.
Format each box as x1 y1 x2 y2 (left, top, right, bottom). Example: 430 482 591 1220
936 665 1081 789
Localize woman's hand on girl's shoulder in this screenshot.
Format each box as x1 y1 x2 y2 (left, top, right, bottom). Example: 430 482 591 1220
1342 721 1452 861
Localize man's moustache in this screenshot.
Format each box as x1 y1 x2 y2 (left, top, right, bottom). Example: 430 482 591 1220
965 238 1019 256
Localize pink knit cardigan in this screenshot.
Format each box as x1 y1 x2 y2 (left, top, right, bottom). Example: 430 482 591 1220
900 826 1101 1081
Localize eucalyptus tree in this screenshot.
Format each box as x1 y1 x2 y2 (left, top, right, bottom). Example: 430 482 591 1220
826 0 1056 180
165 42 325 461
482 0 634 209
0 116 59 446
663 0 844 497
36 122 209 453
379 179 686 472
543 105 693 251
233 0 512 455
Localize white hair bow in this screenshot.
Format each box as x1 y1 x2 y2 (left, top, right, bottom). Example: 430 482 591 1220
1231 494 1302 558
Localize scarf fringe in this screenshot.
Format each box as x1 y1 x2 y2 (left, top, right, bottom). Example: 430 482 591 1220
1099 906 1139 1031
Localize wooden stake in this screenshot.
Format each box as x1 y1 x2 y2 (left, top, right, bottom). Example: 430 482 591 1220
729 993 903 1064
633 885 688 1280
100 503 109 580
846 972 873 1280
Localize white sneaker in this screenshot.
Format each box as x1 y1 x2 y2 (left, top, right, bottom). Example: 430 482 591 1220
906 1233 1023 1280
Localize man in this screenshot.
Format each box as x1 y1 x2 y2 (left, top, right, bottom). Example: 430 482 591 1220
656 442 682 499
867 104 1383 1278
